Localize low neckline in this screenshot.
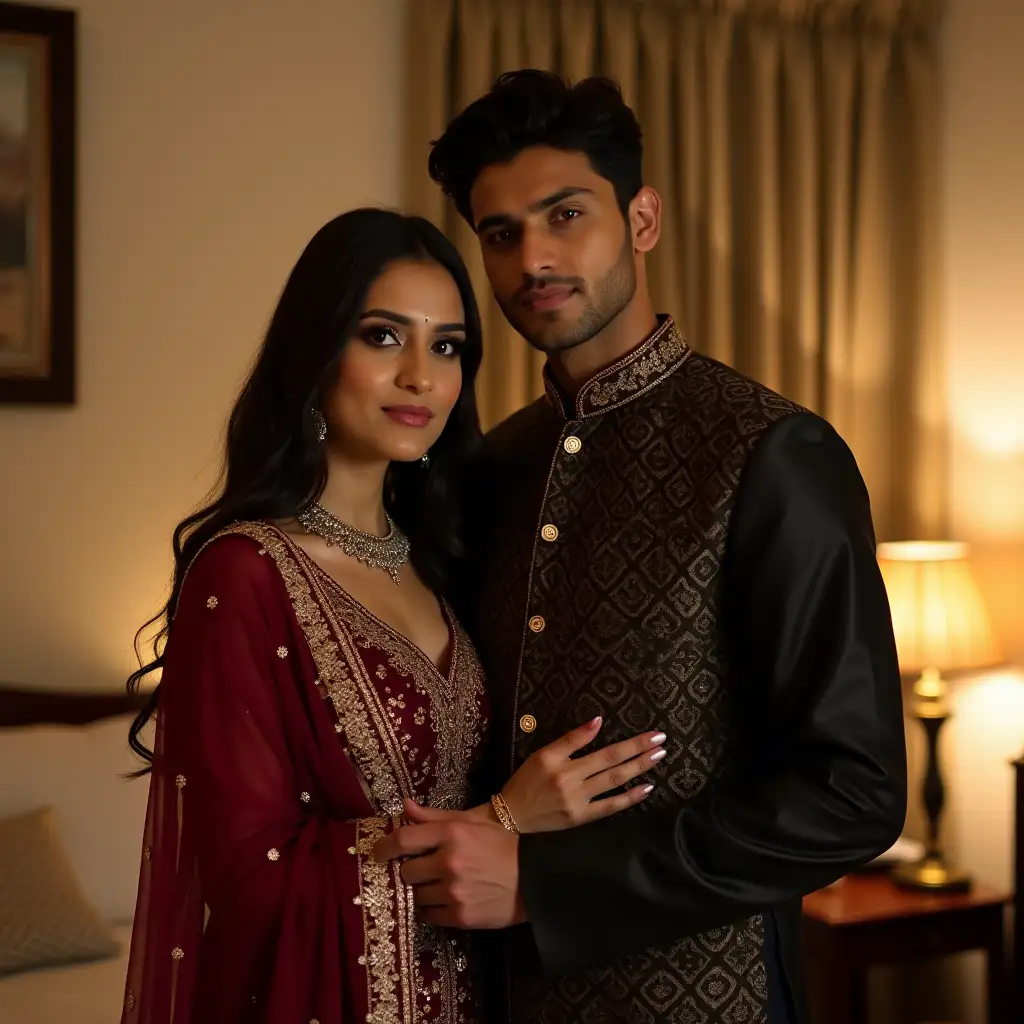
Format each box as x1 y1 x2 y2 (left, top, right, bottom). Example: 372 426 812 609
267 523 458 685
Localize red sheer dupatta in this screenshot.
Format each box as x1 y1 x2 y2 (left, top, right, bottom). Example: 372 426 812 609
122 531 407 1024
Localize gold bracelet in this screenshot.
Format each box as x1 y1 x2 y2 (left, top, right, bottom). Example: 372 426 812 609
490 793 521 834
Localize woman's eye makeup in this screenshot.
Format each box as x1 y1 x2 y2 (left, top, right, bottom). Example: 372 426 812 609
359 322 465 358
433 337 465 358
361 324 402 346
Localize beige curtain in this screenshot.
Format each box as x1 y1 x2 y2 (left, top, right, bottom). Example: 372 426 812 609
404 0 947 540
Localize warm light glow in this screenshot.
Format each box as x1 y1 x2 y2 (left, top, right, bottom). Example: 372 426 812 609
878 541 968 562
877 541 1004 676
961 412 1024 459
949 432 1024 541
948 668 1024 892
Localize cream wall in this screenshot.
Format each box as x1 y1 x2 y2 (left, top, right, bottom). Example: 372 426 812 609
945 0 1024 668
942 1 1024 1021
943 0 1024 883
0 0 407 690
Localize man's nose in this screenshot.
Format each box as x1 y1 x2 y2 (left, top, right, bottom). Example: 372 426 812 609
519 225 557 278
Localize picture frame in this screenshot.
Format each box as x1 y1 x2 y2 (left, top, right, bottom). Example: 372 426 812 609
0 2 75 404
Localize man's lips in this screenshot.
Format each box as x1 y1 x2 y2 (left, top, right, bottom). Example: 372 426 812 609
383 405 433 428
521 286 575 312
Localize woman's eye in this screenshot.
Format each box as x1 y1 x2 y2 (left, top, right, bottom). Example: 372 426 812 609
434 338 464 358
364 325 401 346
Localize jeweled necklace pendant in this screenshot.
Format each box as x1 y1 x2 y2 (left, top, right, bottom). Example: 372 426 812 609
297 503 410 585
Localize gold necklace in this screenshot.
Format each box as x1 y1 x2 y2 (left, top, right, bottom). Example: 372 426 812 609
297 503 410 585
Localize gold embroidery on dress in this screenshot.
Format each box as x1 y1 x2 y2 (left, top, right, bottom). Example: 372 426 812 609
189 523 484 1022
395 858 420 1022
169 947 183 1024
327 593 484 813
413 927 477 1023
218 523 406 814
322 606 413 815
356 816 415 1024
175 774 184 873
290 543 486 815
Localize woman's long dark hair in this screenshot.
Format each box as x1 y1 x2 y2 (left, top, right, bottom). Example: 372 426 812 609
127 209 484 767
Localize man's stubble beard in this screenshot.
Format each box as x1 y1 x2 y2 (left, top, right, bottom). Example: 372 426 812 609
496 234 637 355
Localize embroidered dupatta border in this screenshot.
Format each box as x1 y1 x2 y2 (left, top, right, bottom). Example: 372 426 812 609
199 522 419 1024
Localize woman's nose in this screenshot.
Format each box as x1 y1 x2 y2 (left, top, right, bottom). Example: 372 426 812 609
395 347 433 393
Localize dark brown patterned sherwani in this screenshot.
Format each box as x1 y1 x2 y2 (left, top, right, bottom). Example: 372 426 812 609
470 317 906 1024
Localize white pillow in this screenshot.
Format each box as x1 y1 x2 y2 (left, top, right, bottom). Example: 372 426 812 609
0 714 150 923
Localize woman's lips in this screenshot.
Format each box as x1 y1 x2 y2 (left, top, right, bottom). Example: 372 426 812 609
383 405 433 428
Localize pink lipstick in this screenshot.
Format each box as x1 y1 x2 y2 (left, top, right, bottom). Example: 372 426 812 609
383 405 433 428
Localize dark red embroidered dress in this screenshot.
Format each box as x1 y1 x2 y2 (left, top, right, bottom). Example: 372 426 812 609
122 522 490 1024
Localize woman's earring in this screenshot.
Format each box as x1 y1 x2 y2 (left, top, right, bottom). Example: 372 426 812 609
421 452 431 469
311 409 327 443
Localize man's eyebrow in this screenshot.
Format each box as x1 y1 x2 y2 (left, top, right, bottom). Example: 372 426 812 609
475 187 595 233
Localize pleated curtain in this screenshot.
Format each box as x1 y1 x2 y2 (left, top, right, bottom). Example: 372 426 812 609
404 0 946 540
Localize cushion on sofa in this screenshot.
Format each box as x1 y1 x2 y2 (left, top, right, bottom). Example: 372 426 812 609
0 713 150 922
0 807 118 975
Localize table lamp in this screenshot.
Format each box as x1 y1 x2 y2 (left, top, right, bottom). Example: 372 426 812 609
876 541 1003 892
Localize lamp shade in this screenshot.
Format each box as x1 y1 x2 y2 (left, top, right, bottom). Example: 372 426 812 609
876 541 1003 676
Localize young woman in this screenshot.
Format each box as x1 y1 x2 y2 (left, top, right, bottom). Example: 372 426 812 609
121 209 663 1024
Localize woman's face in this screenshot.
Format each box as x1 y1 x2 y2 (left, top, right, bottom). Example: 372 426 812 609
324 259 468 465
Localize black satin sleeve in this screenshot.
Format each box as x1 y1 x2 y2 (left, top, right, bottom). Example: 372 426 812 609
517 412 908 974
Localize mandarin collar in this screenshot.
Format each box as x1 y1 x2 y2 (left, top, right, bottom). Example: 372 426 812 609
542 315 690 421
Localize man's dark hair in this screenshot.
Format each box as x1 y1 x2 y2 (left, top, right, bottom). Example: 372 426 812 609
428 69 644 226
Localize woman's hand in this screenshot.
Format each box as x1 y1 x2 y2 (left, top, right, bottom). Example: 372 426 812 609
399 717 665 834
498 716 665 833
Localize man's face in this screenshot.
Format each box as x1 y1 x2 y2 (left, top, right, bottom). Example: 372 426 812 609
469 146 637 354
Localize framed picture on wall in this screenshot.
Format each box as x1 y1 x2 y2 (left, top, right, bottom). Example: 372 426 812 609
0 2 75 405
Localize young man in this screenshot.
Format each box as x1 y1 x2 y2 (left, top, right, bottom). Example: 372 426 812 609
376 70 907 1023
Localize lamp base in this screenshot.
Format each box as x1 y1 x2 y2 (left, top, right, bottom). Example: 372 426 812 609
891 855 972 893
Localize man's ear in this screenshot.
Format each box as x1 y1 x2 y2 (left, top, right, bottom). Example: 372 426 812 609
630 186 661 254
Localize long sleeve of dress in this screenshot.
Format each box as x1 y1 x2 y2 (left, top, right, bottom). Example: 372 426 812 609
121 534 403 1024
517 413 908 973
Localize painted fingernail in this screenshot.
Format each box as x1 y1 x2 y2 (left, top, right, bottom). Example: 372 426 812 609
650 733 667 746
590 716 603 728
650 749 667 763
642 785 655 795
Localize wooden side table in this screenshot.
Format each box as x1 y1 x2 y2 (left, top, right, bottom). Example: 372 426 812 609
802 873 1010 1024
